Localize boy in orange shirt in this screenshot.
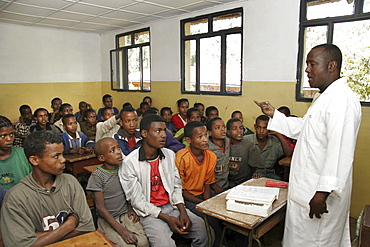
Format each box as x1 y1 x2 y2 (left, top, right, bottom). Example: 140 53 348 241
175 121 224 247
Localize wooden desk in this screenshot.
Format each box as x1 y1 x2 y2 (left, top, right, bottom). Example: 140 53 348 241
46 230 115 247
196 177 287 247
83 164 101 174
64 153 101 177
279 156 292 181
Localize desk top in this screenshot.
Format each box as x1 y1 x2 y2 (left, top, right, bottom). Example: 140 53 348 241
83 164 101 174
64 153 96 163
45 230 115 247
196 177 287 230
279 156 292 167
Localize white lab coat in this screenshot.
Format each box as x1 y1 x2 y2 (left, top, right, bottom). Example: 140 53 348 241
268 78 361 247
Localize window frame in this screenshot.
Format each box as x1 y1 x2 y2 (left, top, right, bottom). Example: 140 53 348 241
180 8 243 96
110 27 151 92
297 0 370 106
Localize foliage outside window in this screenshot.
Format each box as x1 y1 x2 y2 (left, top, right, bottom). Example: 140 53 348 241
298 0 370 104
110 28 150 91
181 8 243 95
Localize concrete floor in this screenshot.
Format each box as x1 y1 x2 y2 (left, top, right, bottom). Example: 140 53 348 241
177 217 357 247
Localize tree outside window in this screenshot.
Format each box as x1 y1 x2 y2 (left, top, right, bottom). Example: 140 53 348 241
110 28 150 92
181 8 243 95
298 0 370 104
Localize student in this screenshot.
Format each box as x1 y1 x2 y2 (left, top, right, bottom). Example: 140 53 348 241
143 96 152 107
174 107 201 147
171 98 189 130
74 101 91 123
176 121 225 247
142 109 186 153
114 107 142 156
14 105 34 147
119 115 208 246
136 102 150 127
54 103 81 133
194 102 206 124
0 131 95 246
0 116 32 190
231 110 254 135
160 107 176 134
97 94 119 122
227 118 265 188
96 107 120 142
29 108 61 136
244 115 292 180
122 102 132 109
80 109 97 140
86 138 149 247
59 114 95 155
48 97 62 123
207 117 229 191
205 106 219 122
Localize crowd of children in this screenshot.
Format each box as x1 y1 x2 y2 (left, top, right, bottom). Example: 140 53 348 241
0 94 295 246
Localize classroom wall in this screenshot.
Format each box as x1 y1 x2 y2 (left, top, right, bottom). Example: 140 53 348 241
0 0 369 217
0 22 102 121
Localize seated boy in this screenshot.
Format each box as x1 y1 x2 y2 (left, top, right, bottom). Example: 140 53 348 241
114 107 142 156
174 107 201 147
227 118 266 188
59 114 95 155
205 106 219 122
176 121 225 247
86 138 149 247
142 109 185 153
14 105 35 147
231 110 254 135
29 108 61 136
207 117 230 191
54 103 81 133
119 115 208 246
74 101 91 123
48 97 62 123
244 115 292 180
96 107 120 142
160 107 177 134
0 116 32 190
97 94 119 122
80 109 97 140
0 131 95 246
194 103 207 124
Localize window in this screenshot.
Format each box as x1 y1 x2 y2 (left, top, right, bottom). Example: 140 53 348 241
181 8 243 95
110 28 150 91
297 0 370 104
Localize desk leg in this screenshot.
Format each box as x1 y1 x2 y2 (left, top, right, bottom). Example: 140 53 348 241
203 215 213 247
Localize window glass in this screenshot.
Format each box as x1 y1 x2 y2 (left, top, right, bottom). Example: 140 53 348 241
301 25 327 97
200 36 221 92
364 0 370 12
307 0 354 20
184 18 208 36
213 12 242 32
142 45 151 91
135 30 150 44
128 47 141 90
333 20 370 101
118 34 131 48
184 40 196 91
226 33 242 93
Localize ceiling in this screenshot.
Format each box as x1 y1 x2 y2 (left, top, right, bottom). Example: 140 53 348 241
0 0 243 33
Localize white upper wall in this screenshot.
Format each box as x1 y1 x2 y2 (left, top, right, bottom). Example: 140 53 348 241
0 22 101 83
100 0 300 82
